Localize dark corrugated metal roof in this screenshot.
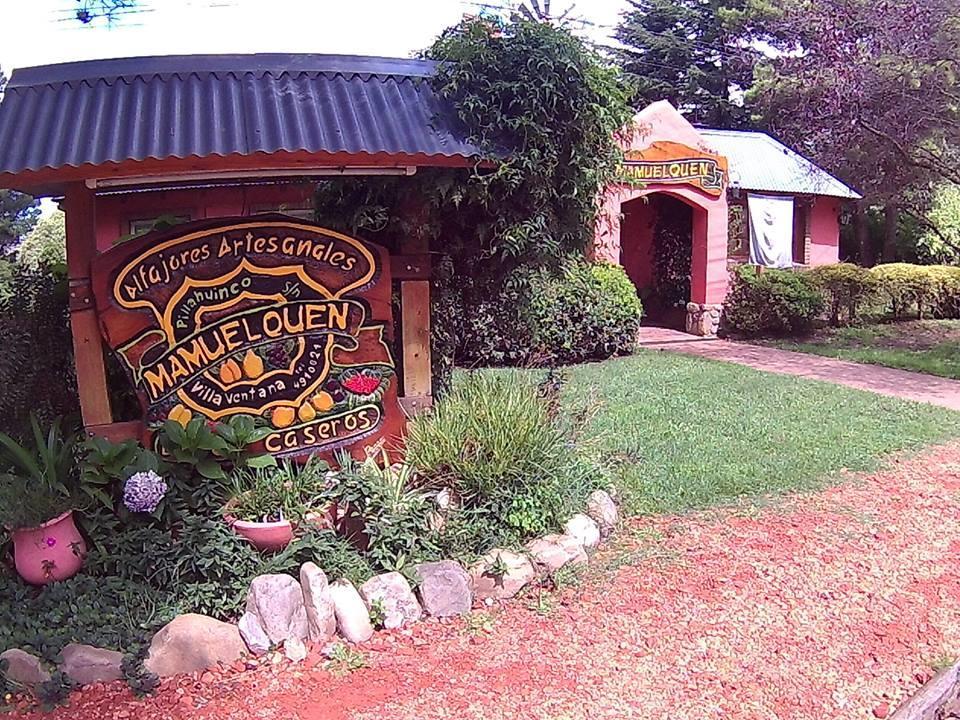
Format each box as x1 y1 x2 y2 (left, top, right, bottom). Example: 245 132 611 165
0 53 482 177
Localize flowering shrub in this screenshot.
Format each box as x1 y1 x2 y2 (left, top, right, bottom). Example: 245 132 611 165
122 471 168 514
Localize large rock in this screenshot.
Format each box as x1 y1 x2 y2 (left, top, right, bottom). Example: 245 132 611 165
283 638 307 663
300 563 337 643
244 574 309 645
413 560 472 618
59 644 123 685
525 533 588 573
144 614 246 678
469 549 536 601
0 648 50 686
329 579 374 643
238 611 271 655
585 490 619 537
564 513 601 549
359 572 422 630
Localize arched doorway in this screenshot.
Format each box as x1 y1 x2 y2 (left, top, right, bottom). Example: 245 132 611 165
592 101 731 336
620 193 705 329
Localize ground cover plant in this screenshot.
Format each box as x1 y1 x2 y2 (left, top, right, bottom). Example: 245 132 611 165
553 351 960 515
764 320 960 380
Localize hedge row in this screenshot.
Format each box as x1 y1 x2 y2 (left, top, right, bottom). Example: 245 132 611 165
722 262 960 337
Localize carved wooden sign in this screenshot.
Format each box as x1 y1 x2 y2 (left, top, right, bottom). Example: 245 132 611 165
91 215 405 458
622 140 728 197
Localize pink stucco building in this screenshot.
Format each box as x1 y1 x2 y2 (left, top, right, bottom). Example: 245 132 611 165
594 102 860 335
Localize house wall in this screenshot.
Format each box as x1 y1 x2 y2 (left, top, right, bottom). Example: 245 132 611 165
808 197 842 266
620 196 656 294
93 183 315 250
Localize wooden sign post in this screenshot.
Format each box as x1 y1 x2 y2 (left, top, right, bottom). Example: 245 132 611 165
90 215 406 459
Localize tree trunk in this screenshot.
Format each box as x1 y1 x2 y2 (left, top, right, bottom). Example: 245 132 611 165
854 202 873 266
882 203 899 263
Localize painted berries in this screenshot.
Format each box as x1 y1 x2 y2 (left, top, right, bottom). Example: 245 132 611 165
340 370 382 396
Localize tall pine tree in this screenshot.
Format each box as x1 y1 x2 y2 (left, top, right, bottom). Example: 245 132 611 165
614 0 757 128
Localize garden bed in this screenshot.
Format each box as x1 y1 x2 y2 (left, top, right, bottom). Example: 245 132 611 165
3 352 960 710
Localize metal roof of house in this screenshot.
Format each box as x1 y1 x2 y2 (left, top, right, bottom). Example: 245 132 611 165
0 53 482 185
699 128 861 200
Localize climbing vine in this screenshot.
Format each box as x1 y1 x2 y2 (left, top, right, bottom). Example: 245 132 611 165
314 17 635 383
652 197 693 309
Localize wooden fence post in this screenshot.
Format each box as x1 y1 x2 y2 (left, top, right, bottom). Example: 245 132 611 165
398 228 433 416
65 183 113 430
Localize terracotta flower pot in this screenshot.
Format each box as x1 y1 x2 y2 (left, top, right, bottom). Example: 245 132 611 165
11 510 86 585
226 517 294 552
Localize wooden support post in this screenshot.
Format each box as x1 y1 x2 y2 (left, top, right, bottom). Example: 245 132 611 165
65 183 113 429
398 229 433 415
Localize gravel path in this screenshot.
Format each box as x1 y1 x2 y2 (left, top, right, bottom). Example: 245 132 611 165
637 326 960 411
26 442 960 720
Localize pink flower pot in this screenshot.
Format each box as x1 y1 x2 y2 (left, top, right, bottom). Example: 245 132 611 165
11 510 86 585
225 516 294 552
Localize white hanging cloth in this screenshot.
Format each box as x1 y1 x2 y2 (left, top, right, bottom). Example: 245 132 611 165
748 193 795 268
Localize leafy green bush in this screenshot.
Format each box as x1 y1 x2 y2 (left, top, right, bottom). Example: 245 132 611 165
259 530 372 587
0 265 78 439
325 453 441 573
924 265 960 318
459 260 642 366
721 265 824 337
866 263 960 320
869 263 939 319
523 260 643 364
806 263 878 326
406 370 599 556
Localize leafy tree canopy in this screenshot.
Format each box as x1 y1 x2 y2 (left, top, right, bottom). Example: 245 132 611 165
748 0 960 206
315 16 633 271
918 185 960 264
18 211 66 270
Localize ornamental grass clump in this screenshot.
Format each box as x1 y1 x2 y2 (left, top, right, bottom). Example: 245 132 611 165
406 371 601 550
225 457 329 524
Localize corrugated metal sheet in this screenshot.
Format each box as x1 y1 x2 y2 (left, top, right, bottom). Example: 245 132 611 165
0 53 482 175
700 128 861 200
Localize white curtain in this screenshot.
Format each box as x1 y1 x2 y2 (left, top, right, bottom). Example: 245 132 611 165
748 194 795 268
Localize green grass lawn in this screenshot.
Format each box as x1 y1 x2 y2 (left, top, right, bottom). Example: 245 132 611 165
553 350 960 515
764 320 960 380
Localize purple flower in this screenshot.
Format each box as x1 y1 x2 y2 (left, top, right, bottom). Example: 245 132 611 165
123 471 168 513
45 537 56 548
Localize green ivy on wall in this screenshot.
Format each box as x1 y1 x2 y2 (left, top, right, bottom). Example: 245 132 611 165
652 196 693 309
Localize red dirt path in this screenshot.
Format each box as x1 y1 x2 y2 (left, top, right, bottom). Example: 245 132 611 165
23 442 960 720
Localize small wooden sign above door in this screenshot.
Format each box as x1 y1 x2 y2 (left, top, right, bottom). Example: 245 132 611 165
622 141 728 197
91 215 405 459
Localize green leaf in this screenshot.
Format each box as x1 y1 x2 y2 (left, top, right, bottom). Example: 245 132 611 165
245 454 277 470
196 458 227 481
